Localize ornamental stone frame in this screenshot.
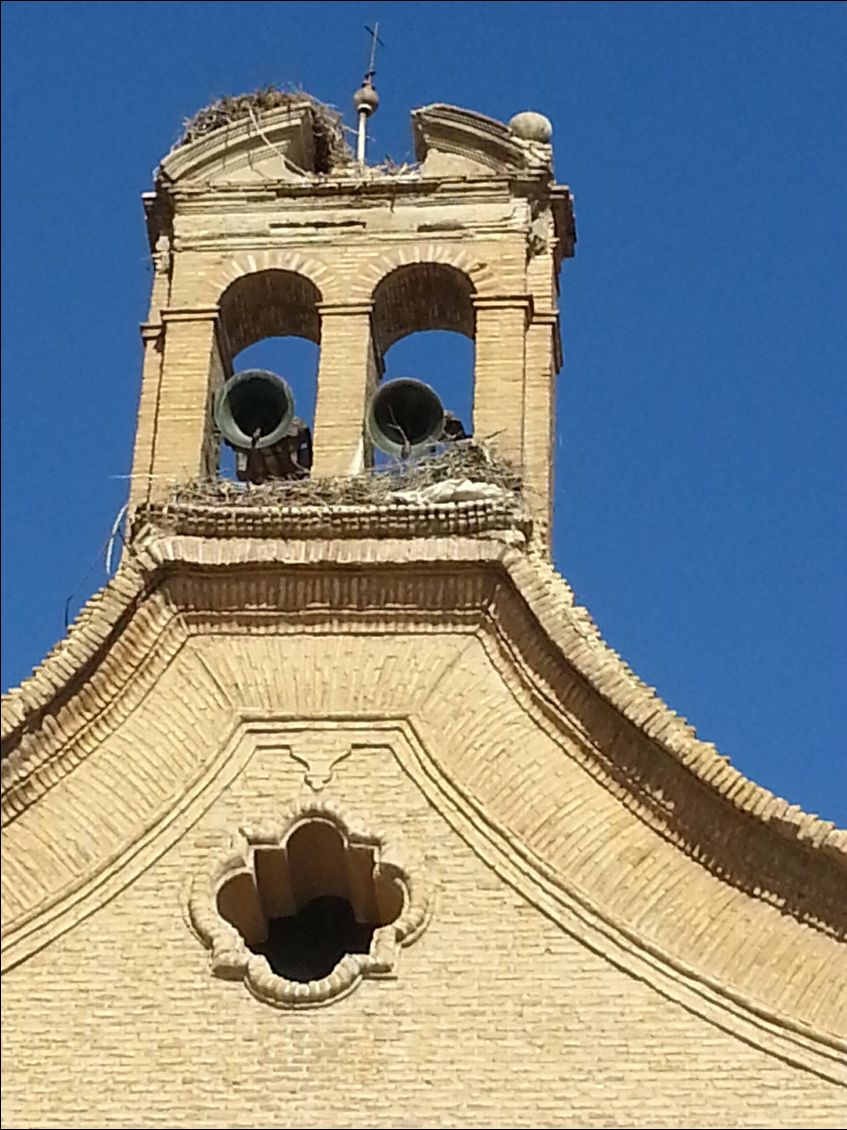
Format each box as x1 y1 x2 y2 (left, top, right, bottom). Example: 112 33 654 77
188 800 432 1008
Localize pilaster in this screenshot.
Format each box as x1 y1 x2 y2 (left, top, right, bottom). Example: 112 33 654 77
312 302 377 477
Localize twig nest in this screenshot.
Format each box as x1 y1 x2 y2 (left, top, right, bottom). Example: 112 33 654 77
509 111 553 143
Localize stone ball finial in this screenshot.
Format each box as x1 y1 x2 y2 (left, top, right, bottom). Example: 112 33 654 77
508 111 553 143
354 80 380 116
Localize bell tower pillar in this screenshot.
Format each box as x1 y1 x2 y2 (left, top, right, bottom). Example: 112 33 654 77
472 295 530 475
311 302 378 477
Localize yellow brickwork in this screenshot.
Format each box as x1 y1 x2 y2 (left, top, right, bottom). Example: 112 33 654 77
124 102 571 536
2 728 844 1128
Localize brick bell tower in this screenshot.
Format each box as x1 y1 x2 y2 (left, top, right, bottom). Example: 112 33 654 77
129 93 573 544
2 88 845 1130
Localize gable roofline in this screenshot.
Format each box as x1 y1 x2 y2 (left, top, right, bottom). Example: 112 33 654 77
3 525 844 874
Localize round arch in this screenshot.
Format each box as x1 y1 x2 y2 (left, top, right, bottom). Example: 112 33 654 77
371 262 476 354
210 249 331 306
219 269 322 356
352 242 496 305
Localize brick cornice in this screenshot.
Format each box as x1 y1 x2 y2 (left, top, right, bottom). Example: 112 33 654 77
159 305 220 322
3 531 844 887
168 176 521 208
3 537 844 872
128 495 531 544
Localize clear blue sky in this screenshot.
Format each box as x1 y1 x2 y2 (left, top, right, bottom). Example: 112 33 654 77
2 2 845 824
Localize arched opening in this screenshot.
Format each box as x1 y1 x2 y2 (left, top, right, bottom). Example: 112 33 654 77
215 269 321 481
379 332 474 455
369 264 475 466
216 819 404 984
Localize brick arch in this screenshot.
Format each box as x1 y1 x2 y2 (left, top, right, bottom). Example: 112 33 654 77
219 269 322 353
209 249 337 306
350 243 497 304
371 262 477 353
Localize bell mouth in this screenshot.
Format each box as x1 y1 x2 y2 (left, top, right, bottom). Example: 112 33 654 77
368 378 445 457
214 370 295 450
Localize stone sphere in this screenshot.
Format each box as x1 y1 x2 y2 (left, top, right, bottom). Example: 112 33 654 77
508 111 553 143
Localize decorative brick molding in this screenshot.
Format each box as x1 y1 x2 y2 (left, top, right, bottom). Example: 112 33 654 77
211 249 333 307
4 539 844 873
3 711 843 1083
349 242 496 303
131 493 531 544
187 801 431 1008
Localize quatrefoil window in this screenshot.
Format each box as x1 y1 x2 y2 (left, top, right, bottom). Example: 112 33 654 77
189 802 430 1007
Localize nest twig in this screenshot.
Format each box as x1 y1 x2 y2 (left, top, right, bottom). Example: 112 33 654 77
175 86 352 172
169 441 522 510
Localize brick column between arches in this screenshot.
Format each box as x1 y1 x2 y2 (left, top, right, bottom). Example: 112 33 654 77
143 306 225 502
312 303 377 478
472 294 530 478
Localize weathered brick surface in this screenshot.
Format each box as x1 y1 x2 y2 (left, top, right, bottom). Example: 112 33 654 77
125 105 570 538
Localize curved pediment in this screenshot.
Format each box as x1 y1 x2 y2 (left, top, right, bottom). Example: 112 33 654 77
412 103 554 178
157 95 352 186
155 97 555 187
2 519 846 1079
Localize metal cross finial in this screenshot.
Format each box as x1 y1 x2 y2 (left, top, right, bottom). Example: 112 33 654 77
355 22 384 164
364 22 384 82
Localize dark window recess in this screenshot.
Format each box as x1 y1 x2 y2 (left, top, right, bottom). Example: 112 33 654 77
254 895 376 982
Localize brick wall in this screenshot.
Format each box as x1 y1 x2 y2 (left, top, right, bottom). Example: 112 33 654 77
2 729 842 1129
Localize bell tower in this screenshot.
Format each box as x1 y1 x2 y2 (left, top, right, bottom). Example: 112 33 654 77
129 94 575 544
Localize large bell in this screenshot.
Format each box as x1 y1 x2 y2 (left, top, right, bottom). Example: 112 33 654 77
214 369 295 450
367 378 445 458
214 369 311 483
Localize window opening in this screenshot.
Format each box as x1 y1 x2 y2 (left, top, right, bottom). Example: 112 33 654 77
370 332 474 468
216 820 404 984
218 337 318 482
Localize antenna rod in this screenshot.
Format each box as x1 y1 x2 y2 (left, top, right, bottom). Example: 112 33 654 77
353 22 383 165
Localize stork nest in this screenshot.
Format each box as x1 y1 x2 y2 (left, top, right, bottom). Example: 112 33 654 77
168 441 522 510
175 86 352 172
